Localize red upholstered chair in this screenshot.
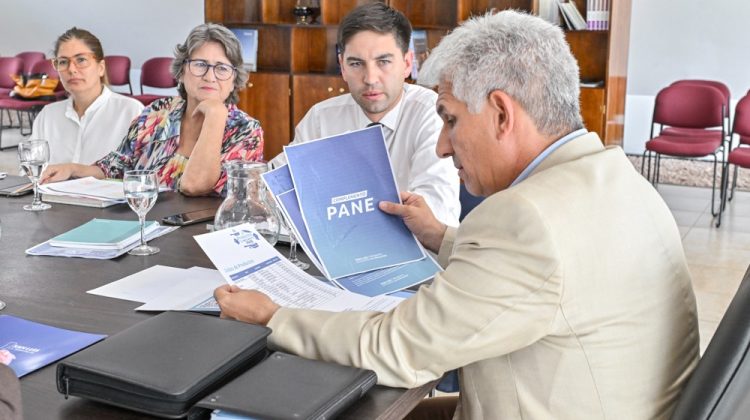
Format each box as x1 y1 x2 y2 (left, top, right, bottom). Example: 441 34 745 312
0 60 64 149
717 92 750 227
0 57 24 132
105 55 133 95
641 83 727 217
133 57 176 106
15 51 46 74
666 80 732 138
0 57 23 99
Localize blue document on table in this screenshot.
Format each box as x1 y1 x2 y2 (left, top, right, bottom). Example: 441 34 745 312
0 315 106 377
284 126 425 279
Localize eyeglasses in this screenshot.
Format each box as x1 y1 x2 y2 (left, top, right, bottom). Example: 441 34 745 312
184 59 236 81
51 53 97 71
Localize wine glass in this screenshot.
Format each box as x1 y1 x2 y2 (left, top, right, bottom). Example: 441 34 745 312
284 221 310 271
123 170 159 256
18 139 51 211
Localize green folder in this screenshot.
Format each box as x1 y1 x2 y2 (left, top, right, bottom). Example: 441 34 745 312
49 218 159 250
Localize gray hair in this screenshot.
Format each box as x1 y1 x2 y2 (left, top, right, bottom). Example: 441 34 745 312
172 23 248 104
418 10 583 136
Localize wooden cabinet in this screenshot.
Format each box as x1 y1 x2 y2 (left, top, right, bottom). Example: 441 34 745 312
292 75 349 127
237 72 290 160
206 0 631 153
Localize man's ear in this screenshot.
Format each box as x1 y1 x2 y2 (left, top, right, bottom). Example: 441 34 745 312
403 50 414 79
487 90 514 140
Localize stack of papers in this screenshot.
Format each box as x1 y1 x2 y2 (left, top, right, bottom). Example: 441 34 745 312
261 126 442 297
39 177 126 208
26 218 178 259
87 265 225 312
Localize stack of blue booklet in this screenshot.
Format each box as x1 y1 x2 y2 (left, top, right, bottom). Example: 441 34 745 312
262 126 441 297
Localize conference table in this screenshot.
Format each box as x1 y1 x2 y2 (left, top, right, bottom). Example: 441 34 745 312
0 192 436 419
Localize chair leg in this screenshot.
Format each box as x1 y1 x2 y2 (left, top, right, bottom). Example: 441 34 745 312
711 154 720 217
654 154 662 186
730 165 738 202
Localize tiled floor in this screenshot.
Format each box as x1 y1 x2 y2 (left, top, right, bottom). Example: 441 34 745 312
0 126 747 354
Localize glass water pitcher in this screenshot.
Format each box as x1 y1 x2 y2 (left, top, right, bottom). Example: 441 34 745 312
214 161 280 246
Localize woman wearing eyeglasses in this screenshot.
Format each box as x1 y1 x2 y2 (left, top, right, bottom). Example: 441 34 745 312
31 27 144 165
42 23 264 196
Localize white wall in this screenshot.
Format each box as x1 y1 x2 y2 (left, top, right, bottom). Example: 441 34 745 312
0 0 203 95
623 0 750 154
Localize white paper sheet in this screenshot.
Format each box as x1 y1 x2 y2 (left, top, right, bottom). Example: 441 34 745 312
136 267 225 312
87 265 187 303
194 224 404 312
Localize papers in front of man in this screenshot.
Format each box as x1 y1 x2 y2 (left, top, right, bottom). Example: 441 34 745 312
87 265 224 313
26 221 177 259
0 314 106 377
282 126 426 279
38 177 126 208
195 224 404 312
262 161 441 297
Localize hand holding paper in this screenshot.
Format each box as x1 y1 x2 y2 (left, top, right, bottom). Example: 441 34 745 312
378 191 447 254
214 285 279 326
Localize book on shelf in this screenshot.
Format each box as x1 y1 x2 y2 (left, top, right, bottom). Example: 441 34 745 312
537 0 561 25
409 30 428 80
230 28 258 72
586 0 610 31
49 218 160 250
558 1 587 30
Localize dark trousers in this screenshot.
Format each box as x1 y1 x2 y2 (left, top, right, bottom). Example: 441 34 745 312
404 396 459 420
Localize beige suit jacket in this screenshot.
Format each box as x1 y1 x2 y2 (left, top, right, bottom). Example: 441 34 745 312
269 133 700 419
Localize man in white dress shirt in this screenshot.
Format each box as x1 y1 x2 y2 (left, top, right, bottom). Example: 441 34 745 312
270 3 460 226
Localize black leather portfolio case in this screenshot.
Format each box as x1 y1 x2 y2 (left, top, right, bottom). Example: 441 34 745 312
189 351 378 420
56 311 270 419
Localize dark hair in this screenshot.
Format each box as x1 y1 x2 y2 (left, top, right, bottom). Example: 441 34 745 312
337 3 412 55
54 27 108 84
172 23 248 105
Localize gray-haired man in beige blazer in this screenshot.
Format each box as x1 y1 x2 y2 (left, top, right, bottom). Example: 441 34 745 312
215 10 699 420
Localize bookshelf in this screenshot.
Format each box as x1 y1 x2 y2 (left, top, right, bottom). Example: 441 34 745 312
205 0 632 158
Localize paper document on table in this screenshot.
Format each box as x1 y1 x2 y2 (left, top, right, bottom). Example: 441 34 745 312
136 267 224 312
87 265 188 303
194 223 404 312
39 177 125 201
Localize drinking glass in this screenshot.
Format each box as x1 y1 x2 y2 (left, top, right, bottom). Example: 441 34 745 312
18 139 51 211
123 170 159 256
284 221 309 271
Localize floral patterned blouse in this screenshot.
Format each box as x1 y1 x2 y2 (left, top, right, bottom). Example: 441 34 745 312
95 96 264 195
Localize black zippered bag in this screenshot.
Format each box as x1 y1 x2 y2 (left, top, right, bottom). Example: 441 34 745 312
56 311 270 419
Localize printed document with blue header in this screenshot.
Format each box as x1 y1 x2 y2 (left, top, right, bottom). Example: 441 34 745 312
284 126 425 279
0 315 106 377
